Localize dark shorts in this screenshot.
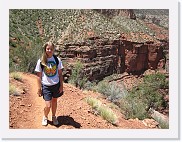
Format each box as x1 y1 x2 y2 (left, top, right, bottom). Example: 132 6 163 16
42 82 63 101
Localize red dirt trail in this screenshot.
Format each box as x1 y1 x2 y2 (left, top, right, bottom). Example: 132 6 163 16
9 72 151 129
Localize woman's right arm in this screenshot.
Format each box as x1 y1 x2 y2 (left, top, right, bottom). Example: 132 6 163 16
37 72 42 97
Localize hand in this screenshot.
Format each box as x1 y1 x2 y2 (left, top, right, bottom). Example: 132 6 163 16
59 87 63 93
37 89 42 97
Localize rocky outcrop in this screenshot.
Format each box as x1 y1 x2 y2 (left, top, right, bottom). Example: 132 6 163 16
118 9 136 20
123 40 166 74
55 35 168 82
95 9 136 20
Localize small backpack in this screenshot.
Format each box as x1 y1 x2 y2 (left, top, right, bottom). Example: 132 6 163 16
40 55 59 71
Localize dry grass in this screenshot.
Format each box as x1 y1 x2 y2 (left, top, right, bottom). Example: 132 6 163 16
10 72 22 81
85 96 118 125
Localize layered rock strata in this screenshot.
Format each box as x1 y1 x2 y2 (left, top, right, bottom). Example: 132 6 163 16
55 37 168 82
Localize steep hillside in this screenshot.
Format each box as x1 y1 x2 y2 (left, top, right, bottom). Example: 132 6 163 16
9 9 125 45
134 9 169 29
9 9 168 73
9 9 168 44
9 72 159 129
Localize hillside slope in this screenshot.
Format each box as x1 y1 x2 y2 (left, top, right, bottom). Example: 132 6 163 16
9 9 168 44
9 9 169 73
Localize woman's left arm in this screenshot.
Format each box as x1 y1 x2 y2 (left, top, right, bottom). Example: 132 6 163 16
58 69 63 93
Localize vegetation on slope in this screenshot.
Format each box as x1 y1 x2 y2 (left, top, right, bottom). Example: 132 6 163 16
9 9 168 73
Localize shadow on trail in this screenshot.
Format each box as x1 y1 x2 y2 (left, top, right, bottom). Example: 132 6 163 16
48 115 82 128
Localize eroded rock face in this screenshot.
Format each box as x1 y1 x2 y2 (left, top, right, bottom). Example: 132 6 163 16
94 9 136 20
55 37 168 81
124 41 167 74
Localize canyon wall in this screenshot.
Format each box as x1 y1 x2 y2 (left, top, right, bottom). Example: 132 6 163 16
55 37 168 82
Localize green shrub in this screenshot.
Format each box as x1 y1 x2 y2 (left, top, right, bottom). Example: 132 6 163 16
10 72 22 81
119 73 168 121
120 96 149 120
108 82 128 102
9 38 43 73
143 73 168 89
9 9 45 73
158 119 169 129
136 84 164 109
96 81 128 103
83 81 97 91
68 61 87 89
107 82 121 101
96 81 110 96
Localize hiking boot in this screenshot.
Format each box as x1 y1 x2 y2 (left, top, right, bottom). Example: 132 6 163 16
52 116 59 126
42 116 48 126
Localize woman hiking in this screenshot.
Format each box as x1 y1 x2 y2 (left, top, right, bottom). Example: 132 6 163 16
35 42 64 126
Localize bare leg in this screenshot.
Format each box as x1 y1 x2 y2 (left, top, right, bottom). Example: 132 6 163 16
51 98 57 116
44 101 51 118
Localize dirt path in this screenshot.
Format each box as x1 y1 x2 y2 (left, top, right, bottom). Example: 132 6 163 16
9 72 153 129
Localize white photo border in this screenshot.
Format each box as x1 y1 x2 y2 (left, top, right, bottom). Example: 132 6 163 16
0 0 179 140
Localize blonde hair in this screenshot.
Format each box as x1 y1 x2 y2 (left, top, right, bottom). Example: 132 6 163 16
41 42 55 67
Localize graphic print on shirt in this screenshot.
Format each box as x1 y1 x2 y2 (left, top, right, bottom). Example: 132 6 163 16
44 61 57 77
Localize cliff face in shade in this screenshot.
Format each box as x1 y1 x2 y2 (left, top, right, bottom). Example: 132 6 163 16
55 35 168 81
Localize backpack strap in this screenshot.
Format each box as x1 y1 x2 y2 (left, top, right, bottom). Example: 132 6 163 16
53 55 59 67
40 55 59 71
40 62 44 71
